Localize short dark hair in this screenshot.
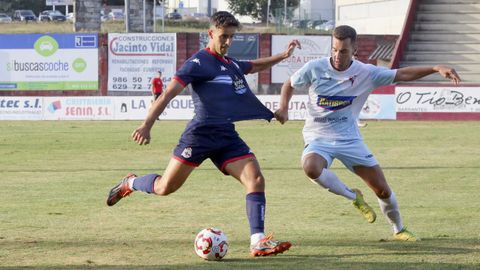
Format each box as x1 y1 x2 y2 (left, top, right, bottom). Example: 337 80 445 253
333 25 357 44
210 11 240 29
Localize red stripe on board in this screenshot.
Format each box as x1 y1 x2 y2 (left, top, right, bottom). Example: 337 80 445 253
390 0 418 68
395 83 480 87
372 85 395 94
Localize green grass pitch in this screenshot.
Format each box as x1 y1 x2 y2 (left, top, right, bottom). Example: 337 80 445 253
1 120 479 269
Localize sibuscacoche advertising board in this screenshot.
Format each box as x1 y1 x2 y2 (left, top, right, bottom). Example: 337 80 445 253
0 33 98 91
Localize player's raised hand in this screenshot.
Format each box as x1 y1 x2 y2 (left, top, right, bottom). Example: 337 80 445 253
132 125 151 145
435 65 461 85
285 39 301 58
274 108 289 124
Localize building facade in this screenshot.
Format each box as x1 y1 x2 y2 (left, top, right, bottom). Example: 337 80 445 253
336 0 409 35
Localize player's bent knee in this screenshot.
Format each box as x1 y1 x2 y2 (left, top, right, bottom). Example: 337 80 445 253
303 163 322 179
252 175 265 186
245 175 265 191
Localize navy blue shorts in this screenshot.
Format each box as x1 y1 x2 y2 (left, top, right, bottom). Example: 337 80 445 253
173 121 254 174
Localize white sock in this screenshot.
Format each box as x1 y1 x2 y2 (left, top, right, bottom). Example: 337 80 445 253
127 177 136 190
310 169 356 200
377 191 404 233
250 232 265 246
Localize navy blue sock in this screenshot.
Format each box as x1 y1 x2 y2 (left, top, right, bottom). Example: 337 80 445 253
246 192 266 235
132 174 159 194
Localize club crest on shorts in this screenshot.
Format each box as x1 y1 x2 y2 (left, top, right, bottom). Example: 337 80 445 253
181 147 192 158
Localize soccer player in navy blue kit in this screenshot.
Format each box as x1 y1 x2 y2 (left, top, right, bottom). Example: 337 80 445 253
107 11 300 257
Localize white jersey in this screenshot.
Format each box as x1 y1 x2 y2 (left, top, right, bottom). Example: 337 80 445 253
291 58 396 143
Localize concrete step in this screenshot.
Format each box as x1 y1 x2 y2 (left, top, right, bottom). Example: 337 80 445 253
416 12 480 22
399 61 480 72
410 32 480 42
418 3 480 12
403 52 480 61
406 41 480 51
413 22 480 32
420 0 478 4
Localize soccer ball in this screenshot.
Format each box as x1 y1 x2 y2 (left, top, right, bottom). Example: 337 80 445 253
194 228 229 260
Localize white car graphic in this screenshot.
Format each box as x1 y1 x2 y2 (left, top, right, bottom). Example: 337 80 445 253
39 42 53 51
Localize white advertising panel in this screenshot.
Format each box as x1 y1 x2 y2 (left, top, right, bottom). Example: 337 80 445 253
0 34 98 90
259 94 395 120
395 87 480 113
0 97 43 120
259 95 309 120
0 95 398 121
271 35 331 83
360 95 396 120
108 33 176 92
114 96 152 120
113 96 195 120
161 96 195 120
43 97 114 120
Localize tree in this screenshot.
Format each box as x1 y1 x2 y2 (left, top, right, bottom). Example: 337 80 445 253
227 0 299 23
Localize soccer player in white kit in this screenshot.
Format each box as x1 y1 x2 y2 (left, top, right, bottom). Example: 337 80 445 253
275 25 461 241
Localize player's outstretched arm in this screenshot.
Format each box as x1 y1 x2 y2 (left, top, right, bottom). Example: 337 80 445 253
274 78 294 124
132 80 185 145
394 65 461 85
249 40 301 74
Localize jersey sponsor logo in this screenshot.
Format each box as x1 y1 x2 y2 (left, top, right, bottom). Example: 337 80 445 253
220 65 227 71
313 116 348 123
232 75 247 94
181 147 192 158
316 95 356 111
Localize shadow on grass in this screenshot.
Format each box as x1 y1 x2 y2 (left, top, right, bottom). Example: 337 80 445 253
1 238 479 270
1 261 478 270
299 237 480 254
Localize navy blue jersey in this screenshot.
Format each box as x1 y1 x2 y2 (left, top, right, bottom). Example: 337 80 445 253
173 48 274 124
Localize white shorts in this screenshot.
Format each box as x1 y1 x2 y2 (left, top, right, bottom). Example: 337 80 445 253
301 138 378 172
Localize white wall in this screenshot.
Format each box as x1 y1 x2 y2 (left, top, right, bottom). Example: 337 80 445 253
217 0 335 24
166 0 219 14
298 0 335 20
336 0 409 35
